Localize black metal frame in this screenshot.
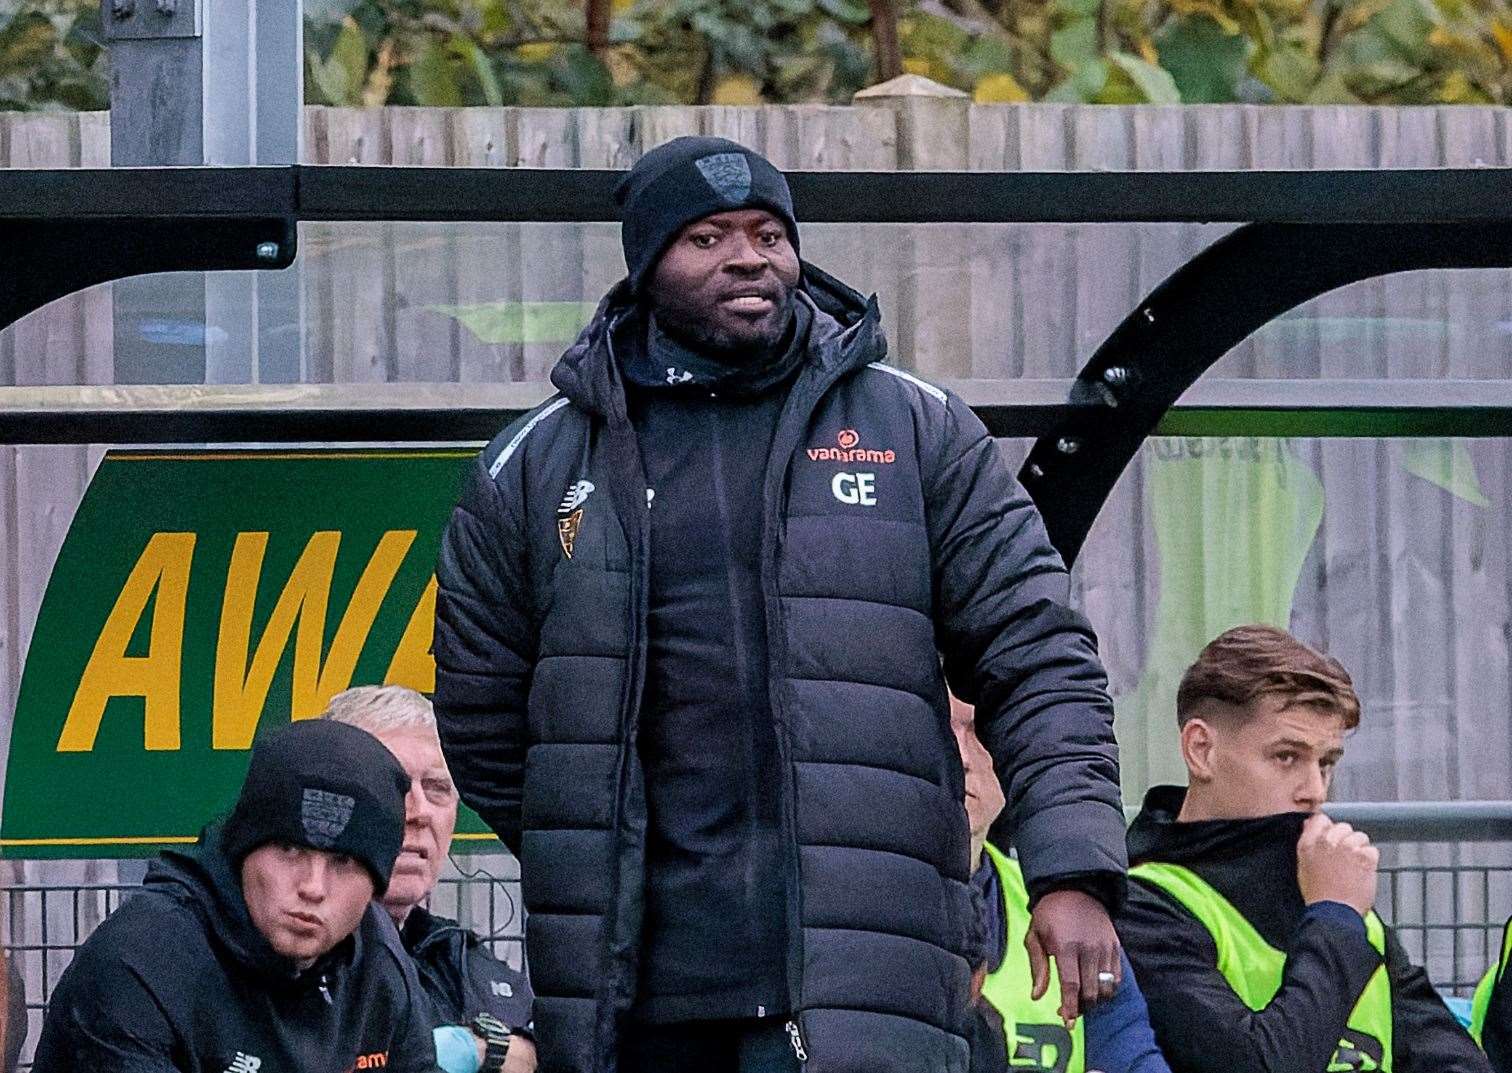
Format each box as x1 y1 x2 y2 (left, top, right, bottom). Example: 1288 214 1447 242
6 165 1512 564
1020 221 1512 562
0 218 295 344
8 165 1512 224
10 379 1512 447
293 165 1512 224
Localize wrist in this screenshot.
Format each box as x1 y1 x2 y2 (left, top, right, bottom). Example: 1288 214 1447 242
1302 889 1370 915
471 1012 512 1073
1305 899 1371 935
1027 871 1126 915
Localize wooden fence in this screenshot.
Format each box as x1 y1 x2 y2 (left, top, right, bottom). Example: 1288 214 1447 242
3 102 1512 1002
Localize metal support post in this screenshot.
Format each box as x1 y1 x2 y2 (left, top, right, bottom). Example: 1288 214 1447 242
104 0 303 386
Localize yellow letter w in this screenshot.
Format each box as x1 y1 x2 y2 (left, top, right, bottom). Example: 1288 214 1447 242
213 530 415 749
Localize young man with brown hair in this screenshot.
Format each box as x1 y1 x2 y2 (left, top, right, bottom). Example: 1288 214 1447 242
1118 624 1487 1073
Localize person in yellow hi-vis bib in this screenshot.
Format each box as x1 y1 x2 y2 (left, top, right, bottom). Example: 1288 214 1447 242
1471 917 1510 1071
953 698 1172 1073
1117 625 1488 1073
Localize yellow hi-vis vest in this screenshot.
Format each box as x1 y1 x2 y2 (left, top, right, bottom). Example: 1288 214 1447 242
1470 918 1510 1046
1131 861 1393 1072
980 844 1085 1073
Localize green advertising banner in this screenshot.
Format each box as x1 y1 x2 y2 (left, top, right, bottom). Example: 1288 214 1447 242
2 448 501 858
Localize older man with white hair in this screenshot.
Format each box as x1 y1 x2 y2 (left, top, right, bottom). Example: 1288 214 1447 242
325 685 536 1073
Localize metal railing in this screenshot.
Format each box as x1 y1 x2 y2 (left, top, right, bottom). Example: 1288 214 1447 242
1379 862 1512 992
4 805 1509 1069
8 379 1512 446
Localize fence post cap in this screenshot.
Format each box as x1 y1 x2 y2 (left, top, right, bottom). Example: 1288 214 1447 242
853 74 969 103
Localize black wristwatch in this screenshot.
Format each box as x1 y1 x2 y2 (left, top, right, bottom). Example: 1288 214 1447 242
471 1012 512 1073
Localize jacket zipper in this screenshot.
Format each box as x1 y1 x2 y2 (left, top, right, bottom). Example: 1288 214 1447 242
593 311 854 1068
760 358 846 1052
596 327 654 1072
785 1019 809 1062
318 974 333 1005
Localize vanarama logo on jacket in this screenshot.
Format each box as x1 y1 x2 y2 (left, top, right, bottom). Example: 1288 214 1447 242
806 428 896 464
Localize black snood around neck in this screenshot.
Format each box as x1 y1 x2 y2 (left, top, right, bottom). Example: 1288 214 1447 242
626 297 812 399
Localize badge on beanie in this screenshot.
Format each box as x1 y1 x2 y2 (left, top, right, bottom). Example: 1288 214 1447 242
301 788 356 847
695 152 752 205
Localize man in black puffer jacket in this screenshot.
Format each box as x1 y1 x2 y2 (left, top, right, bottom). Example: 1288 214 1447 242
434 137 1127 1073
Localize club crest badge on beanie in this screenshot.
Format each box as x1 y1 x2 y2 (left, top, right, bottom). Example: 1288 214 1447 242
695 152 753 204
301 788 356 848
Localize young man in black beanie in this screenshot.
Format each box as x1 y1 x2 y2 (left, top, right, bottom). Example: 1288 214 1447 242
436 136 1128 1073
32 720 440 1073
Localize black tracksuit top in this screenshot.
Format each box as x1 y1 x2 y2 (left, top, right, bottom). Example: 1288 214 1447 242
1118 786 1489 1073
619 313 806 1024
400 905 535 1030
1486 936 1512 1073
30 826 438 1073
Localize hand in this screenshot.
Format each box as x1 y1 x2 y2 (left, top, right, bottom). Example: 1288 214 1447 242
969 963 989 1003
1297 812 1379 917
1025 888 1121 1028
503 1036 536 1073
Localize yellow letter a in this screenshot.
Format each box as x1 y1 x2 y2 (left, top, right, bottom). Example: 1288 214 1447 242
57 532 196 752
384 575 437 694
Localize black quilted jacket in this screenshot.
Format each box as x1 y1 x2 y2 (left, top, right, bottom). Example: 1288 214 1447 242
434 265 1126 1073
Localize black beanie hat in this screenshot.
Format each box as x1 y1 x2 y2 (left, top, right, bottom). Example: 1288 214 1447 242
616 135 800 295
222 720 409 896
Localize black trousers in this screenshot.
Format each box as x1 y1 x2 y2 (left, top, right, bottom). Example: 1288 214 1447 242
619 1017 803 1073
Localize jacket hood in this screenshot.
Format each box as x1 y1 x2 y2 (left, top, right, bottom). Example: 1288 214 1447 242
549 260 883 418
145 822 359 987
1126 784 1309 870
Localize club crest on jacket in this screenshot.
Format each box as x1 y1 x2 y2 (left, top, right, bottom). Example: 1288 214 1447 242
558 510 583 560
557 480 594 560
559 480 594 514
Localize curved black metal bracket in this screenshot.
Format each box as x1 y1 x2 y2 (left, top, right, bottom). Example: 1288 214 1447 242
1 216 296 334
1021 221 1512 567
0 167 298 333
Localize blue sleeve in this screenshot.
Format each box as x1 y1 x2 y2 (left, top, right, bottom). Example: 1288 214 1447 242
1304 900 1368 938
434 1026 482 1073
1083 950 1174 1073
